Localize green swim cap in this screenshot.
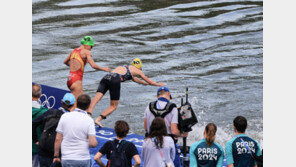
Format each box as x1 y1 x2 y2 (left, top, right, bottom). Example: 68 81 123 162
81 36 95 46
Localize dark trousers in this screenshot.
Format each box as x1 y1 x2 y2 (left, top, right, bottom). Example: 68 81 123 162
38 155 53 167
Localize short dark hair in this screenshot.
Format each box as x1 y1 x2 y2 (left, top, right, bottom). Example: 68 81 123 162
114 120 129 138
233 116 247 133
76 94 91 110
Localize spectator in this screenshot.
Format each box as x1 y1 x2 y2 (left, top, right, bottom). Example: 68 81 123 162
142 117 175 167
189 123 224 167
32 83 47 167
94 120 141 167
53 94 98 167
144 86 187 167
225 116 261 167
32 93 75 167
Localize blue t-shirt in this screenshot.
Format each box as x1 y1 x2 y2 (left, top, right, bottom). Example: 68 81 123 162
189 139 224 167
225 134 261 167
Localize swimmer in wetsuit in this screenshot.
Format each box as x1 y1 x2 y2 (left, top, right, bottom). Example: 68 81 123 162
64 36 111 104
88 58 166 127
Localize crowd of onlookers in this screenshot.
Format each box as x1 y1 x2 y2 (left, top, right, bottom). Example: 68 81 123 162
32 83 262 167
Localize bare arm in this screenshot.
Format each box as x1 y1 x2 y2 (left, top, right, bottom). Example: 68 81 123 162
144 118 147 132
64 54 71 66
86 54 111 72
227 164 234 167
53 132 63 163
171 123 188 137
94 152 106 167
89 135 98 147
138 71 165 87
133 154 141 167
132 76 149 85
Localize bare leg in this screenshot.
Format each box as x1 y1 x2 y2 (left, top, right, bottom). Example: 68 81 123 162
95 100 119 127
88 92 104 114
69 80 83 111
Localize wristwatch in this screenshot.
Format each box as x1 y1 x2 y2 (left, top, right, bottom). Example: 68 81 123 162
100 114 106 119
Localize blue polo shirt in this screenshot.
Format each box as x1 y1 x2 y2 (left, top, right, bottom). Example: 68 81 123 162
189 139 224 167
225 134 261 167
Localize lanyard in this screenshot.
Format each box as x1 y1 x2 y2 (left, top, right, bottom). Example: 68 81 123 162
156 101 171 130
238 137 255 159
153 137 166 165
74 108 87 114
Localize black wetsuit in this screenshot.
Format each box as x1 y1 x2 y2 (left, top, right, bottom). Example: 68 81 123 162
97 65 133 100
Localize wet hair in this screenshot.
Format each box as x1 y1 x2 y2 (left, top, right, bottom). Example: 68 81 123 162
32 84 42 98
233 116 247 133
148 117 168 148
205 123 217 147
76 94 91 110
114 120 130 138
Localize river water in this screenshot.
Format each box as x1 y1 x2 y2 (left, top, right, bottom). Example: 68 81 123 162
32 0 263 148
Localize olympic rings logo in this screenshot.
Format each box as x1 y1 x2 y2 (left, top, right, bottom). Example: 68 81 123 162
38 94 56 109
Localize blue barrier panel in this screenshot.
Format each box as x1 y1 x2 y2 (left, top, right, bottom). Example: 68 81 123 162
34 83 227 167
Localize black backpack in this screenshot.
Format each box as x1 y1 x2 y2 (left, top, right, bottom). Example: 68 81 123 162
149 101 176 118
39 109 62 154
107 140 129 167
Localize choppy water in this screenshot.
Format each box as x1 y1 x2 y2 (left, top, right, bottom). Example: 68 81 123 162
32 0 263 148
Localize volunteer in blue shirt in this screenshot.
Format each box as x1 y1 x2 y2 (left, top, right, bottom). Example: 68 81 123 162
189 123 224 167
225 116 261 167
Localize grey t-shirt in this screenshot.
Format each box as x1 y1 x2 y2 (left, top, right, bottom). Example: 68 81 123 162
144 100 178 134
141 136 176 167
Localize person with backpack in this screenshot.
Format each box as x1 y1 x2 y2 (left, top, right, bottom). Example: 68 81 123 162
32 93 75 167
142 117 176 167
144 86 188 167
225 116 261 167
32 83 48 167
189 123 224 167
94 120 141 167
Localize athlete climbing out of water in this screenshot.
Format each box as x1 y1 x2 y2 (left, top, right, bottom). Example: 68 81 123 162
64 36 111 105
88 58 166 127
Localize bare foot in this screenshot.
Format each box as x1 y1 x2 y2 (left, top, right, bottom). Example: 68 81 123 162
95 119 104 127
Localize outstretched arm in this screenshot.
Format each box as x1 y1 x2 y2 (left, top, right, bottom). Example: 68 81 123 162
132 76 149 85
86 54 111 72
138 71 165 86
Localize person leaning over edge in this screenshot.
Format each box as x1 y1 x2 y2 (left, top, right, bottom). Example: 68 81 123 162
53 94 98 167
189 123 224 167
144 86 188 167
142 117 175 167
94 120 141 167
64 36 111 105
88 58 166 127
32 93 75 167
225 116 261 167
32 83 47 167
